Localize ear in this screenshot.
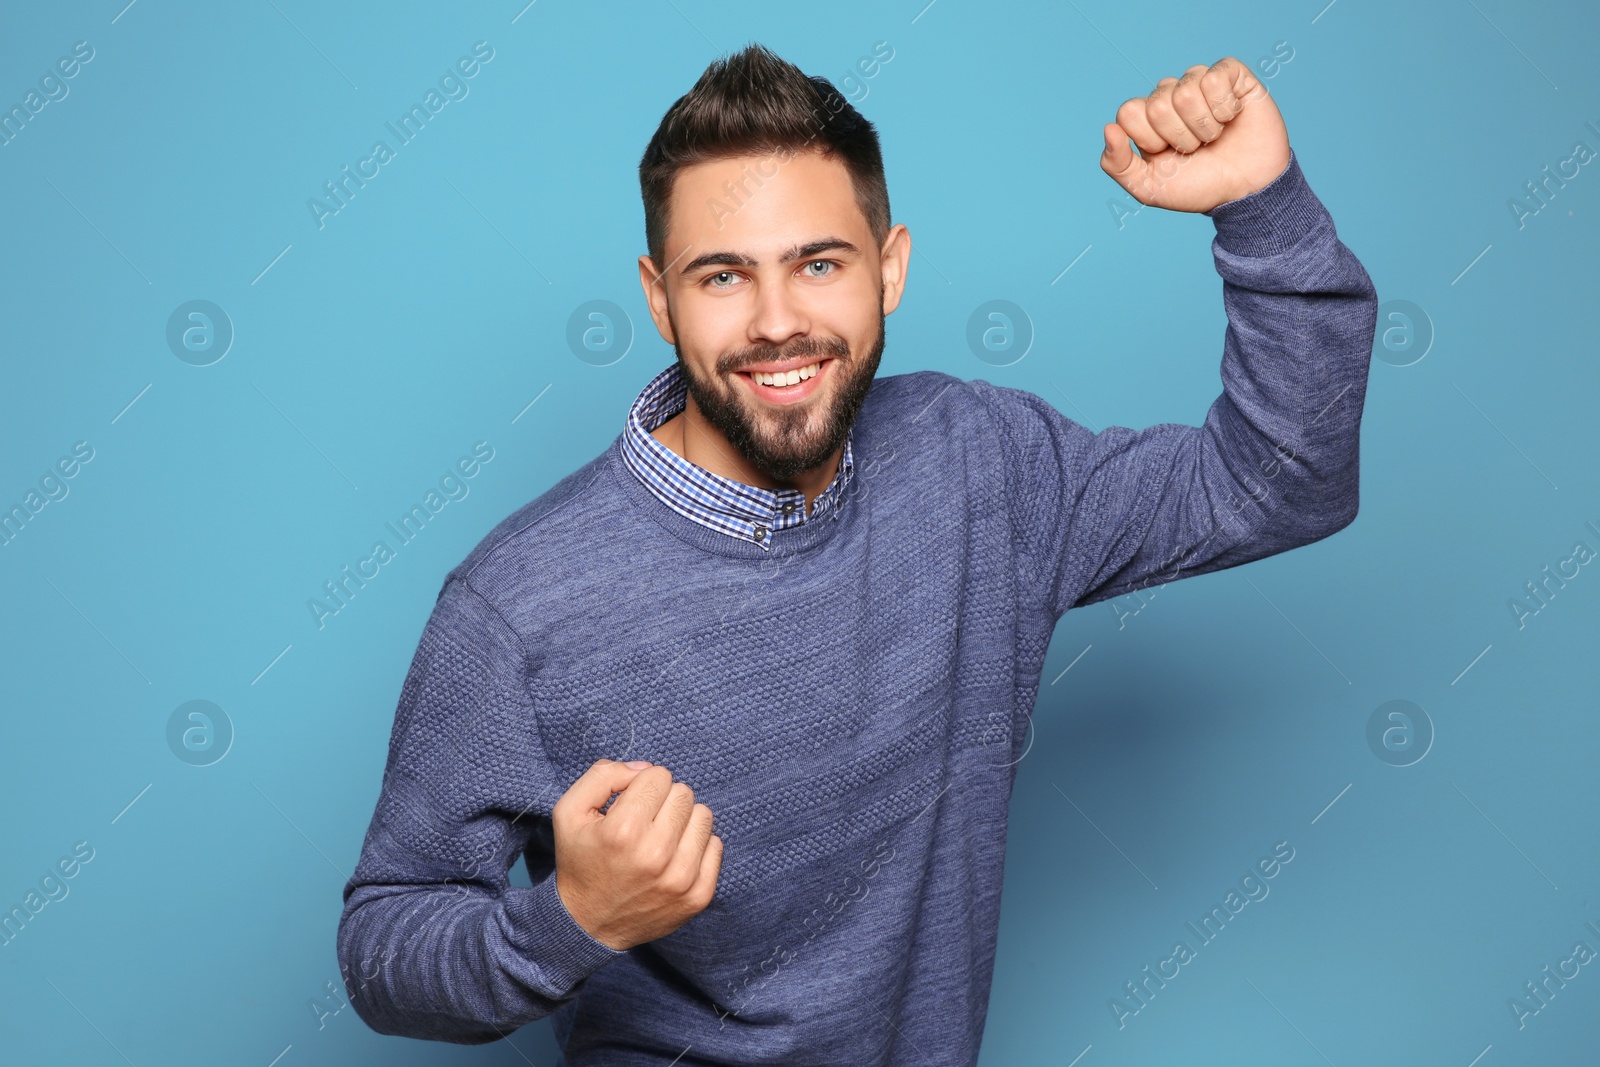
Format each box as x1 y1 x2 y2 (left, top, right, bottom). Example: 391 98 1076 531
878 224 911 315
637 254 677 344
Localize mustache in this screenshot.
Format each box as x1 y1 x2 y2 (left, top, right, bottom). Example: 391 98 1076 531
722 336 849 374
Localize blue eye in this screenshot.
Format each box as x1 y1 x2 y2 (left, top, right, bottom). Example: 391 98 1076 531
703 260 837 290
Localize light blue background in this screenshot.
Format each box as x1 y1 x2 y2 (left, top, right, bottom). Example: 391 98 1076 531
2 1 1596 1064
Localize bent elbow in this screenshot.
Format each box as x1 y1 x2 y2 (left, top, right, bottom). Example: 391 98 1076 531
1297 488 1359 546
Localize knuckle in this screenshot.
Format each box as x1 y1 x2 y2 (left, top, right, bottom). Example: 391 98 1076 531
644 840 674 874
666 865 698 896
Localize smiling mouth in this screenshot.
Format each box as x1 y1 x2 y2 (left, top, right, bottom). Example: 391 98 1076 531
740 359 826 387
734 357 835 405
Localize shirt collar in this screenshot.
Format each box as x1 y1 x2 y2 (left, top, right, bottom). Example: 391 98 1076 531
619 361 855 550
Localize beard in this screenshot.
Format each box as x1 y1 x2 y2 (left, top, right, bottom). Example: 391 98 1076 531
673 304 885 483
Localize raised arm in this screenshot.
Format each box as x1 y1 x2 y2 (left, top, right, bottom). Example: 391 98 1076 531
971 58 1377 620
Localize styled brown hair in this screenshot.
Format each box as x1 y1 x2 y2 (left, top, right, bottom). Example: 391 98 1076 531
638 42 891 272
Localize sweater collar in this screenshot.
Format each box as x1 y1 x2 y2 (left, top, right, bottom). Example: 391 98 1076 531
618 362 856 551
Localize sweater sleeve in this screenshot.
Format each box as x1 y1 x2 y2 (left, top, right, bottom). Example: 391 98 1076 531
969 149 1378 621
336 575 625 1044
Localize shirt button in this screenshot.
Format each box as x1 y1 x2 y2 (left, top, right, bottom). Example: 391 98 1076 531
752 525 768 541
781 502 798 515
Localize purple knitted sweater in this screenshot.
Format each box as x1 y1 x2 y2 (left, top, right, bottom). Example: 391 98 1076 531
337 149 1376 1065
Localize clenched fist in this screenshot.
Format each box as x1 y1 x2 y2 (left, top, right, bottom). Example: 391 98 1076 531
552 758 724 951
1100 56 1291 214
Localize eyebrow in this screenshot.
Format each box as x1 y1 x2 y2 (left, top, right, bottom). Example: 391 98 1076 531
678 237 861 278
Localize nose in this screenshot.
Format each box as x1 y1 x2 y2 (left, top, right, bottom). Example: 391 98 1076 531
746 273 810 352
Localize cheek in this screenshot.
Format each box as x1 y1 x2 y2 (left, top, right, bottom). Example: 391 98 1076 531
842 280 884 330
838 308 881 358
670 299 733 355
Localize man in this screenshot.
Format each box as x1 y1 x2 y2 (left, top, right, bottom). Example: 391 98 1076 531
337 42 1376 1065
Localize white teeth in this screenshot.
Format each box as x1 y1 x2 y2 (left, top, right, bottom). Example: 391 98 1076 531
752 362 820 387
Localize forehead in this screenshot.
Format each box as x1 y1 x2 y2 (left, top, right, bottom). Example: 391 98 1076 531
664 149 868 261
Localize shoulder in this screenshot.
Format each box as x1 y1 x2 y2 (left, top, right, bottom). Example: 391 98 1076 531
857 368 989 439
853 369 1030 462
863 367 968 408
442 440 628 602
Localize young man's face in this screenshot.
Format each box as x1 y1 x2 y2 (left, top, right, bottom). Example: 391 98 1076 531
639 148 909 483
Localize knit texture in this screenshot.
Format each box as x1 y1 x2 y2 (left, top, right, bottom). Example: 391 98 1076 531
337 149 1377 1065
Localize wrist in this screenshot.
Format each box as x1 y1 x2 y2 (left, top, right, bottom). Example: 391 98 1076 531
555 870 631 951
1206 150 1328 257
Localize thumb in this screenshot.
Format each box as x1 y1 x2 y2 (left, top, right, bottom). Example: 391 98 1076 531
1100 122 1146 195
